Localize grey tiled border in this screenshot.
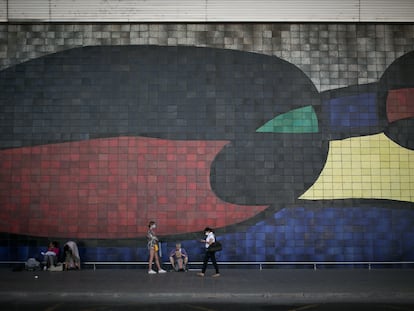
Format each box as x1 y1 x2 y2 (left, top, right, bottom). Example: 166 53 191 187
1 23 414 91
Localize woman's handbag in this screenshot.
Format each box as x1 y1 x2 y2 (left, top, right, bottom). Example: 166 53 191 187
207 241 222 252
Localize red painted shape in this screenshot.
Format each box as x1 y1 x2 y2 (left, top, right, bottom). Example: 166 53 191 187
0 137 268 239
387 88 414 122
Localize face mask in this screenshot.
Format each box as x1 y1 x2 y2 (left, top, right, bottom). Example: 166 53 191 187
151 224 156 229
205 232 209 236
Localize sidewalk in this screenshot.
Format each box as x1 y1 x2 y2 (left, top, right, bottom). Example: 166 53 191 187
1 268 414 304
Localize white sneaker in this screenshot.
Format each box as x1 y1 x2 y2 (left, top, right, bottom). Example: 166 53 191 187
158 269 167 273
148 269 157 274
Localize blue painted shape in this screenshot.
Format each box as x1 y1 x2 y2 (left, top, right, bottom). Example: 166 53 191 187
323 93 379 130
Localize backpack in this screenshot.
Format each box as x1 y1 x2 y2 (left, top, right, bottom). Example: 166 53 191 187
25 258 40 271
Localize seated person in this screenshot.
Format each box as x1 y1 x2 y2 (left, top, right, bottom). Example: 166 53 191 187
63 240 81 270
169 243 188 272
41 241 60 270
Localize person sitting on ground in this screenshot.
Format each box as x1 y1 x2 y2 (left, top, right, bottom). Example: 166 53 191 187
63 240 81 270
169 243 188 272
41 241 60 270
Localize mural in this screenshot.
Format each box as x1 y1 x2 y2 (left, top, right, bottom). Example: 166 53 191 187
0 45 413 263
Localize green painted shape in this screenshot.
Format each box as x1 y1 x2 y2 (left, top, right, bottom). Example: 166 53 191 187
256 105 319 133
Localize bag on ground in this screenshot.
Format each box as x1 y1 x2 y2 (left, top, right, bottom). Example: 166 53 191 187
25 258 40 271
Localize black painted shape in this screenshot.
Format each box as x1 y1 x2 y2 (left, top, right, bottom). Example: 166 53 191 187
210 132 328 205
0 45 320 149
378 50 414 149
385 119 414 150
379 50 414 92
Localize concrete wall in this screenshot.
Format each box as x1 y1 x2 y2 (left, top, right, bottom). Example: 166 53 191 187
0 23 413 264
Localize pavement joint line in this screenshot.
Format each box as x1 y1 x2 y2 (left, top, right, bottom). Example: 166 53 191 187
1 291 414 304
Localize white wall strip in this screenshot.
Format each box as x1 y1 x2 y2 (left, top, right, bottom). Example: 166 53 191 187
0 0 413 22
0 0 7 22
205 0 359 22
360 0 414 22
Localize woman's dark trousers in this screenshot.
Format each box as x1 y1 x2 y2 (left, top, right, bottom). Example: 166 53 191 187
201 251 219 274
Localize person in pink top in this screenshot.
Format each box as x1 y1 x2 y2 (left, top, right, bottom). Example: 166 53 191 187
41 241 60 270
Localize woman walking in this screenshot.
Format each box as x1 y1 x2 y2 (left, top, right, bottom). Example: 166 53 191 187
197 227 220 277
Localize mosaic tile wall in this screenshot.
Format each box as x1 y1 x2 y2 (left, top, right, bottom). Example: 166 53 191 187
0 23 413 265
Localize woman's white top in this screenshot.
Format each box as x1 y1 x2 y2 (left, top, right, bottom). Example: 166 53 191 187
205 232 215 248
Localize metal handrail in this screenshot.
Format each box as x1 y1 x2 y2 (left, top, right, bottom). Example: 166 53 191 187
2 260 414 270
80 260 414 270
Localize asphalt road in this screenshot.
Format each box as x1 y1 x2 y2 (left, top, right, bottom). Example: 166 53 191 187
1 268 414 310
2 301 414 311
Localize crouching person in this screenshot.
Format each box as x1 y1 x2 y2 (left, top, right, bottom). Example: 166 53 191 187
169 243 188 272
63 241 81 270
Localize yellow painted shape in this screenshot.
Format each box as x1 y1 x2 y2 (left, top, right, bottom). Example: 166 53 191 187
300 133 414 202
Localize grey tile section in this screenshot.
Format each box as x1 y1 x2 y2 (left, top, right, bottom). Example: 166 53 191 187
1 24 414 91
